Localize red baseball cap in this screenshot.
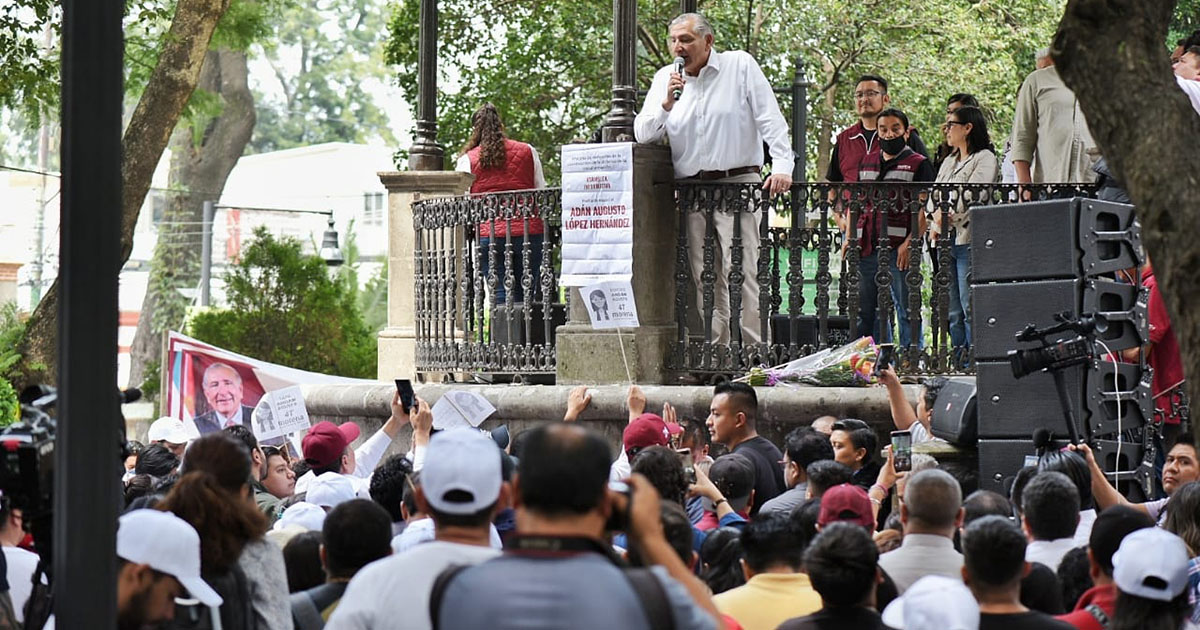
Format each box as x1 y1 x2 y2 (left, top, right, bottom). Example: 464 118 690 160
302 421 361 469
623 413 671 454
817 483 875 530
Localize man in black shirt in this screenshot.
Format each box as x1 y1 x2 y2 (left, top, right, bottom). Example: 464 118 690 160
705 382 784 514
962 516 1073 630
777 522 896 630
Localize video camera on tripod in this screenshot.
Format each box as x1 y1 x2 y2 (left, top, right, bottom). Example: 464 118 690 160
1008 312 1106 379
1007 312 1108 444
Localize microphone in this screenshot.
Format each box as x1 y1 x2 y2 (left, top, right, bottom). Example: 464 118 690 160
672 57 685 101
120 387 142 404
1032 428 1054 456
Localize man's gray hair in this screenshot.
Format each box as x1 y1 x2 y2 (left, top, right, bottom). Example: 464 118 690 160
202 362 242 386
670 12 715 39
1035 47 1051 61
903 468 963 529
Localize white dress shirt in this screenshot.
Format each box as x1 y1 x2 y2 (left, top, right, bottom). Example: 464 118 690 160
1177 75 1200 115
294 425 397 496
634 49 794 179
1025 536 1077 573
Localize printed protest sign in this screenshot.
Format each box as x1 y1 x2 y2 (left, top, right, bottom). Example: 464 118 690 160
560 142 635 286
251 386 311 442
579 281 640 330
432 390 497 430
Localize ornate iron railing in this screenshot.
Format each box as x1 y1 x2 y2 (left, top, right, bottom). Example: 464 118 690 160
412 181 1105 380
412 188 564 377
670 181 1101 376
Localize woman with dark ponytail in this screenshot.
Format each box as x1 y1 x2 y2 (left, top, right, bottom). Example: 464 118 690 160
455 103 548 306
159 432 289 629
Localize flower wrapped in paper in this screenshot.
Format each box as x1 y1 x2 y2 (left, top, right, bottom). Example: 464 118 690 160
743 337 878 387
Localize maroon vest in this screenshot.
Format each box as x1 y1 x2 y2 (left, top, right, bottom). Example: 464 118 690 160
834 122 878 182
854 147 926 256
469 139 543 238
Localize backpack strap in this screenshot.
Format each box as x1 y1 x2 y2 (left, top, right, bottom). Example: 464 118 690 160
290 591 325 630
428 564 470 630
624 568 675 630
1084 603 1110 628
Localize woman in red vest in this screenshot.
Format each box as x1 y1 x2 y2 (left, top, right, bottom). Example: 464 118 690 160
455 103 547 305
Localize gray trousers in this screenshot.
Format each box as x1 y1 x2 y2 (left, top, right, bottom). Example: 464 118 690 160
682 171 764 345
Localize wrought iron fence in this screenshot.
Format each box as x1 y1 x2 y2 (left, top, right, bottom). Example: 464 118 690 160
412 181 1105 380
670 181 1101 376
412 188 564 377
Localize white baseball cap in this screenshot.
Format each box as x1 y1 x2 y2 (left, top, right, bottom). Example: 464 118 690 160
307 473 356 509
882 575 979 630
118 510 222 607
421 428 502 515
1113 527 1190 602
273 501 327 532
147 417 192 444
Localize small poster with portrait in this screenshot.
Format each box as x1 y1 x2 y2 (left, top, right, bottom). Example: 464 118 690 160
579 281 640 330
252 386 311 442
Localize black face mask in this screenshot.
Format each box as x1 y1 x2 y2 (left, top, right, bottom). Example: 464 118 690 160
879 135 906 155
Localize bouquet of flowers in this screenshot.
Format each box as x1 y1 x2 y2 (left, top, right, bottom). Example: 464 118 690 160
742 337 878 387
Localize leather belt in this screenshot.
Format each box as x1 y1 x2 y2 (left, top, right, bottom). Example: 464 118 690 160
691 165 761 181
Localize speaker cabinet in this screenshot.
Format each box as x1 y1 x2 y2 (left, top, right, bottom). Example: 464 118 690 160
972 278 1143 361
976 361 1086 439
770 314 852 348
930 377 978 445
978 439 1038 494
973 279 1080 361
491 303 567 346
970 198 1140 283
978 438 1148 501
1086 362 1153 437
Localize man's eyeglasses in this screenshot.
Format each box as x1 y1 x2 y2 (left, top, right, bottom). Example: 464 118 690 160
854 90 883 100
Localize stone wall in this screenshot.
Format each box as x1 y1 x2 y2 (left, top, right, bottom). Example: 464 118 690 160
301 382 921 461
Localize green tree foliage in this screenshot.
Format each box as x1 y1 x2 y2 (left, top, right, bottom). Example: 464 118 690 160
0 302 30 426
250 0 396 152
0 0 57 119
1170 0 1200 45
385 0 1064 180
328 221 389 334
187 227 377 378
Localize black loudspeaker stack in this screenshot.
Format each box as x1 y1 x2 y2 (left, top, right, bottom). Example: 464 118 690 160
968 198 1153 498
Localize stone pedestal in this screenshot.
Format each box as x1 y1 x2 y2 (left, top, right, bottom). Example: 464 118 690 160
556 144 677 385
377 171 474 380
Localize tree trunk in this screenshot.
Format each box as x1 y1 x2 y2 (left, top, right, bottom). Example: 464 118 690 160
815 58 837 181
13 0 230 389
1054 0 1200 420
127 49 256 392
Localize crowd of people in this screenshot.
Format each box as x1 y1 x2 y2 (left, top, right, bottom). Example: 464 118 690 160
11 9 1196 630
87 368 1200 630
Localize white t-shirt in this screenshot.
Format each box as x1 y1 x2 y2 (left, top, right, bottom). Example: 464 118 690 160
4 546 43 623
1073 508 1096 548
390 517 502 554
325 541 501 630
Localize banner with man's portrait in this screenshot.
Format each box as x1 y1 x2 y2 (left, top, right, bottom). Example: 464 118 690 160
163 331 372 440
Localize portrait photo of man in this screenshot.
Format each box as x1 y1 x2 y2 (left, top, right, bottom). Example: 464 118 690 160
192 362 255 435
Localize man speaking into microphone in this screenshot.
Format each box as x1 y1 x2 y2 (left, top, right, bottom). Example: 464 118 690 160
635 12 793 347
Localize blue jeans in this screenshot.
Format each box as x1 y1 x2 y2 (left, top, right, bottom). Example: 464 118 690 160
857 251 919 347
479 234 545 304
947 243 971 350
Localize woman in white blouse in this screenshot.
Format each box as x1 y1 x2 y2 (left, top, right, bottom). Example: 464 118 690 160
932 106 999 363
